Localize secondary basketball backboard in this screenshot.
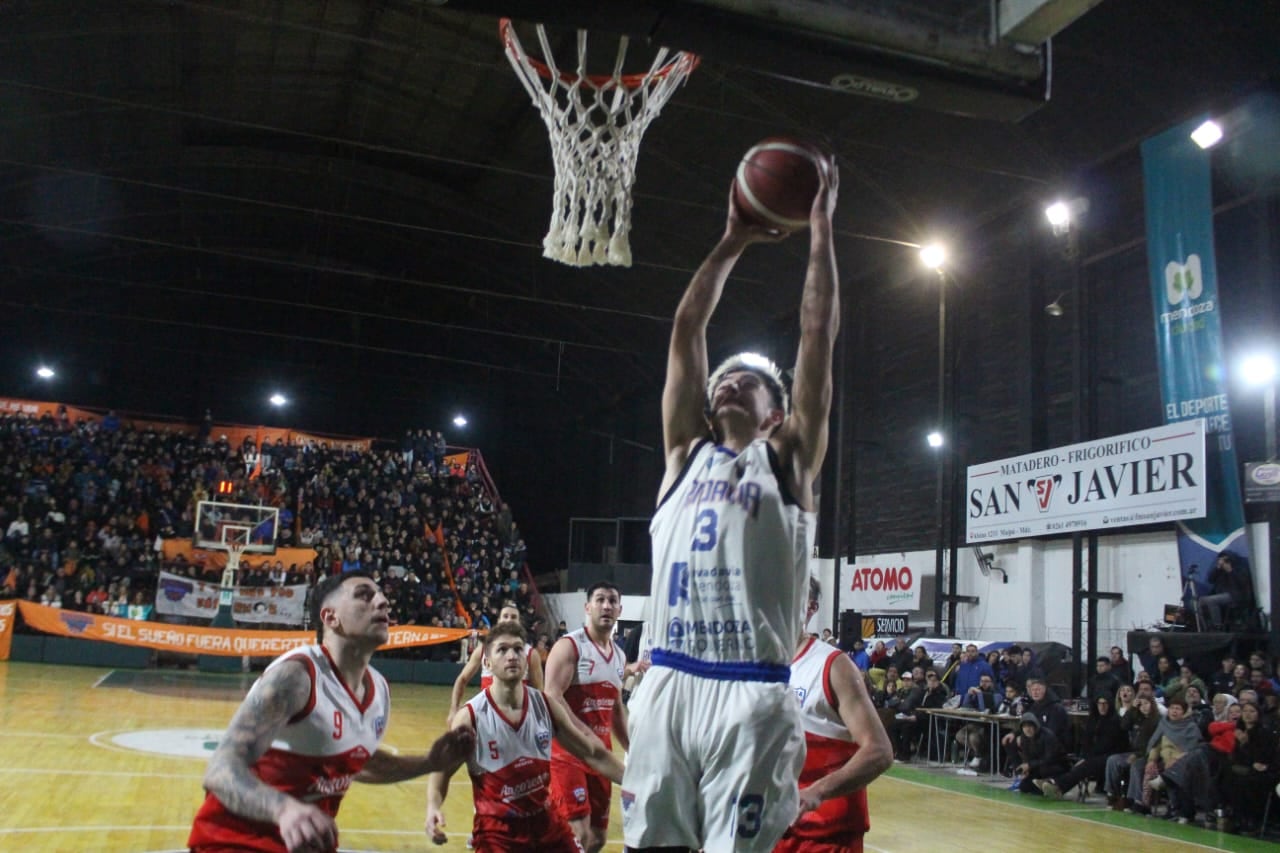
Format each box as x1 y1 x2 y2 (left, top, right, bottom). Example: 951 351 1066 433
449 0 1107 120
194 501 280 555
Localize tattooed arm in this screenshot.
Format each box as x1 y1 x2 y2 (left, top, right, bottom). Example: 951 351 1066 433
202 659 337 853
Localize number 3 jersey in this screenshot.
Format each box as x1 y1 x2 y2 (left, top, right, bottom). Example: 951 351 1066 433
188 644 390 853
648 438 813 676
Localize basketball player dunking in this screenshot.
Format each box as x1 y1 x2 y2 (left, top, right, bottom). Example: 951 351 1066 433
545 581 630 853
779 579 892 853
189 571 474 853
426 622 624 853
621 155 840 852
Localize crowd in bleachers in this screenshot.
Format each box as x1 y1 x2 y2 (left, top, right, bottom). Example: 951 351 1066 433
0 409 540 650
843 632 1280 836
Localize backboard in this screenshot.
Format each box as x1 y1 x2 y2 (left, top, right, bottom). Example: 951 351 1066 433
194 500 280 555
450 0 1105 121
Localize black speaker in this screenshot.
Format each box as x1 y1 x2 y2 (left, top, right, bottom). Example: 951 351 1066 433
838 610 862 651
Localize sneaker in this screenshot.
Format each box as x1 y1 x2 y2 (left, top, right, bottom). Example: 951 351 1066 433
968 756 982 769
1039 779 1062 800
1176 816 1190 825
1149 775 1165 791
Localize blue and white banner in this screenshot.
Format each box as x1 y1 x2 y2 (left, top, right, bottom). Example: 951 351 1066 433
1141 119 1252 596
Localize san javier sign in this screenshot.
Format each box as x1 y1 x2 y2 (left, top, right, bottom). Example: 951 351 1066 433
966 420 1206 543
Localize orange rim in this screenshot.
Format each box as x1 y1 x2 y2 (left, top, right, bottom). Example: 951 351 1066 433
500 18 699 91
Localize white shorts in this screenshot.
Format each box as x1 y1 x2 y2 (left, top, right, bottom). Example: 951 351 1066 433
620 666 805 852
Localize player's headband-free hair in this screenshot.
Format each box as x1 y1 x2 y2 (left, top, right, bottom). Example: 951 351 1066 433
707 352 790 414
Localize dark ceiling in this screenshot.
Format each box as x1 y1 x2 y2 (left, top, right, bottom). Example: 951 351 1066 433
2 0 1277 570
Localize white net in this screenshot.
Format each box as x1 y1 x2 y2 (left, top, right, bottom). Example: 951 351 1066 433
502 21 699 267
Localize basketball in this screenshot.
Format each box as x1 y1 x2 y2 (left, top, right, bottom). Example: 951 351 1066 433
732 137 827 230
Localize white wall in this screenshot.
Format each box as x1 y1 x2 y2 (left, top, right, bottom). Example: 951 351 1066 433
557 521 1272 646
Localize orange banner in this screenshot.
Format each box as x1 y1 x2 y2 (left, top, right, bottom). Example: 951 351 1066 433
16 602 471 657
0 600 16 661
161 540 318 574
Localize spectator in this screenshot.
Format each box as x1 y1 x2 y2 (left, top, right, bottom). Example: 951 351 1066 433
955 673 1000 769
953 644 995 698
1137 635 1168 680
1109 645 1133 685
1088 656 1123 701
1209 656 1238 698
1197 552 1255 631
1012 712 1069 795
1139 698 1205 818
892 668 948 762
1036 694 1127 799
1105 693 1163 811
1218 701 1275 834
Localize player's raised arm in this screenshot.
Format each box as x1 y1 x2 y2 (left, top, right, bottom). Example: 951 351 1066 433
776 155 839 509
203 660 337 852
660 187 791 500
797 655 892 814
448 642 484 722
425 708 475 845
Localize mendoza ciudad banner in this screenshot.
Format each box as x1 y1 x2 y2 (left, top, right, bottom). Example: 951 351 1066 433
1141 118 1254 599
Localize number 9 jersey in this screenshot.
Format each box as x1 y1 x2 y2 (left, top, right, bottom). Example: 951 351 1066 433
647 437 813 676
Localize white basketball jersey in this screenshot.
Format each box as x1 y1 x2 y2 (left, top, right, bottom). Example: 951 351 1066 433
790 637 853 743
189 644 390 850
466 686 556 818
648 438 813 676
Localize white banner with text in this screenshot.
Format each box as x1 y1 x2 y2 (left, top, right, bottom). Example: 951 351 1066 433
966 420 1207 543
840 552 926 611
154 571 309 624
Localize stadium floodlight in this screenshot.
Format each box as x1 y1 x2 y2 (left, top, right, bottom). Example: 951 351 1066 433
1190 120 1223 149
919 243 947 270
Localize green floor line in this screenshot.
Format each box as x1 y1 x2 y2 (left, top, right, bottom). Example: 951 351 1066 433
883 764 1278 852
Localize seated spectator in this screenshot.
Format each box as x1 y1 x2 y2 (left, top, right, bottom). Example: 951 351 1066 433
848 638 869 671
893 668 949 762
1105 694 1163 811
1088 656 1123 701
1209 656 1237 698
1197 552 1255 631
954 673 1000 768
1109 645 1133 685
884 671 924 754
1013 712 1069 795
1184 685 1213 732
1141 698 1206 820
1217 701 1275 834
867 640 888 670
1165 663 1209 706
1036 694 1127 799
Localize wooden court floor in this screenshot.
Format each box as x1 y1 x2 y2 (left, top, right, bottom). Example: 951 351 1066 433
0 660 1274 852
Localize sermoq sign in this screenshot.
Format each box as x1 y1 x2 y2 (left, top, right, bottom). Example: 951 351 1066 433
966 421 1206 543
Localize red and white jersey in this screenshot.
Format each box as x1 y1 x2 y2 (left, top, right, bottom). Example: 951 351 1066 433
480 646 538 689
467 685 556 819
551 626 624 772
788 637 869 842
189 644 390 853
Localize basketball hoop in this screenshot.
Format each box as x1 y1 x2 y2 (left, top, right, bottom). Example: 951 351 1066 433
500 19 699 267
